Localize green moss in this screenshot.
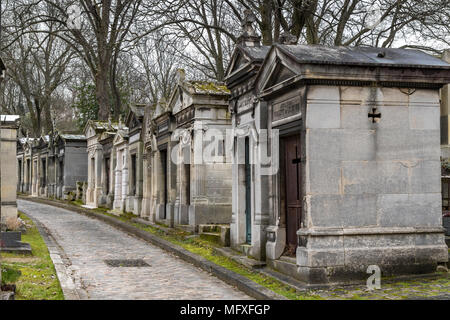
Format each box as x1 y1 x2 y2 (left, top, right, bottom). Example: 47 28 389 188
192 81 230 94
1 212 64 300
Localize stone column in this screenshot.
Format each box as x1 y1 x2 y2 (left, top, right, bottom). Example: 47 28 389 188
121 147 129 212
141 151 150 218
113 148 122 210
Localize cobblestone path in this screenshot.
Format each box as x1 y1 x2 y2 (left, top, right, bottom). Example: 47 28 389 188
18 200 251 300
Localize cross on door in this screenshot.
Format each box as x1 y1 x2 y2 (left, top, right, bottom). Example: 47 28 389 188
368 107 381 123
292 147 301 200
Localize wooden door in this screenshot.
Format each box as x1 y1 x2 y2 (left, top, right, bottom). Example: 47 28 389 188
284 134 302 250
245 137 251 244
161 149 168 219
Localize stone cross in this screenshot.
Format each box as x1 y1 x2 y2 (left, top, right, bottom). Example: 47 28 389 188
368 107 381 123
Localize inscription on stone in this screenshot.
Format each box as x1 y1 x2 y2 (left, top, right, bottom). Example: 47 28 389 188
272 97 300 122
129 133 140 144
158 121 169 134
237 96 253 114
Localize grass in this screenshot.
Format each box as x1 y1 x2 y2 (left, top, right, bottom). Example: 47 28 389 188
1 212 64 300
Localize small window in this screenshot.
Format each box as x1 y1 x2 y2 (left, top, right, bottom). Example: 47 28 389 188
442 178 450 211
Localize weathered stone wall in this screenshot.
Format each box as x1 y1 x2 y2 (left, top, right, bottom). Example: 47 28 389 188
63 144 88 194
1 120 19 224
296 85 447 283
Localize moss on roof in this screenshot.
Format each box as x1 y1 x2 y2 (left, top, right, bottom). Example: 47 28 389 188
189 81 230 95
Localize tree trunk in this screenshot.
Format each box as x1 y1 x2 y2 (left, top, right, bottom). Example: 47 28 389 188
96 67 110 121
260 0 273 45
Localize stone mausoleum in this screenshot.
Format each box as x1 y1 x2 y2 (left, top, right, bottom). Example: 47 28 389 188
227 16 450 284
168 70 232 231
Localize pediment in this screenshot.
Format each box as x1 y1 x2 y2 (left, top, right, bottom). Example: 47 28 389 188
226 51 250 78
170 87 184 114
262 61 297 91
113 131 128 145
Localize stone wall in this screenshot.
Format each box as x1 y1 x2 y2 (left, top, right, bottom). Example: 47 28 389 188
296 85 447 283
1 117 19 225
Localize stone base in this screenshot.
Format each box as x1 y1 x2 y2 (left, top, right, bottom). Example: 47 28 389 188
155 203 175 227
108 209 123 217
188 204 231 227
128 196 142 216
273 227 450 285
174 204 189 225
0 205 18 224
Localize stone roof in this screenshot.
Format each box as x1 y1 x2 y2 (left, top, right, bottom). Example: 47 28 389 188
0 115 20 122
239 45 270 62
89 120 119 131
153 99 169 119
59 134 86 141
276 44 450 69
184 80 230 96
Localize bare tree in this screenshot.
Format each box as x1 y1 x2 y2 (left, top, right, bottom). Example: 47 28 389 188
2 15 74 136
5 0 145 120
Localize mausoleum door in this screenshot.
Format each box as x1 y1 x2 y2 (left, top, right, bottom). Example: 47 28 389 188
105 158 110 195
245 137 251 244
161 149 168 219
284 134 301 250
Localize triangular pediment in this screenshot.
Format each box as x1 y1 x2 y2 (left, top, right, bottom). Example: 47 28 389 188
170 87 184 114
263 61 297 90
226 50 250 78
113 129 128 145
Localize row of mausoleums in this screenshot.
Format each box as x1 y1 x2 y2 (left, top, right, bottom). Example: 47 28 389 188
17 24 450 284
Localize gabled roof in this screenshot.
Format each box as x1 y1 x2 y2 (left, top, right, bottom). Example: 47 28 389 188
168 77 230 115
152 99 169 120
255 44 450 97
275 44 450 69
125 104 147 128
57 134 86 142
225 44 270 80
84 120 119 136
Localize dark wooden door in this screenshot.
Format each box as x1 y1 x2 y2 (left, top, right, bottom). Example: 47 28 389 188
285 134 301 249
245 138 252 244
105 158 110 195
161 150 168 219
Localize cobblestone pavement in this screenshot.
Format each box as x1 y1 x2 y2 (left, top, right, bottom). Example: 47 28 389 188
18 200 251 300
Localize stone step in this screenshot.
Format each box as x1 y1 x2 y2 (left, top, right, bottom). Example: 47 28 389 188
198 224 230 246
213 247 266 269
199 232 222 244
175 224 196 234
